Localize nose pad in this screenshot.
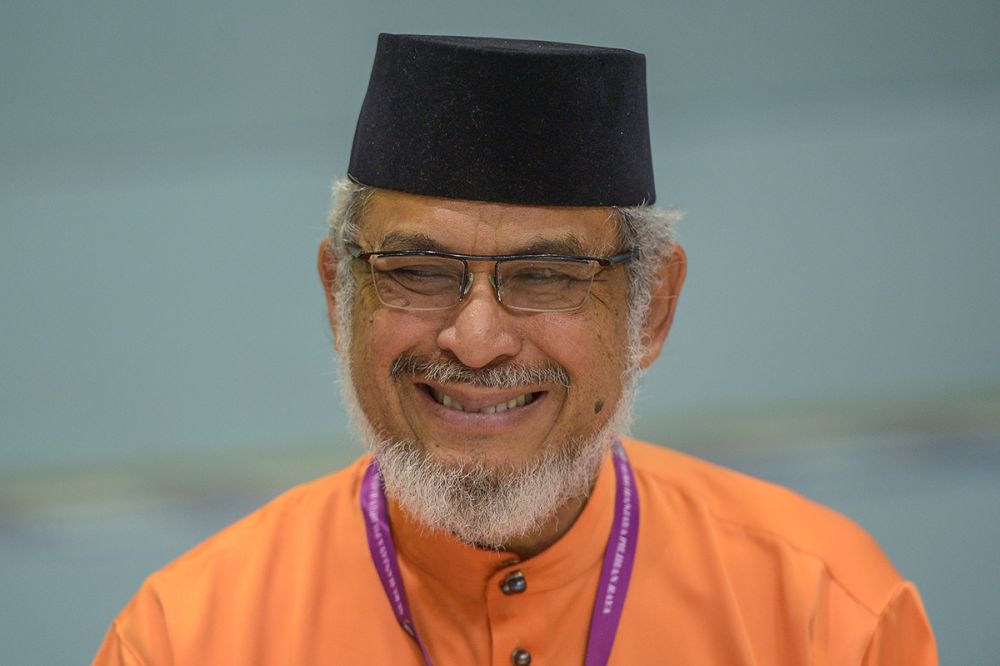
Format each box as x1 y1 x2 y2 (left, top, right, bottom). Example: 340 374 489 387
458 272 503 302
459 273 475 300
489 274 503 302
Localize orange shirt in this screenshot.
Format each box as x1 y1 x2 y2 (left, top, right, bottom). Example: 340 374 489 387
94 439 937 665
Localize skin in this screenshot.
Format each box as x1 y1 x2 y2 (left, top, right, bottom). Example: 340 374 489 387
319 188 686 557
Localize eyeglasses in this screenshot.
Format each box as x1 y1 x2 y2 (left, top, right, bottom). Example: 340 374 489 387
347 243 636 312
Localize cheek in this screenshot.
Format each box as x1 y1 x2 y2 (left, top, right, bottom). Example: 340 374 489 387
583 279 631 362
536 311 629 409
557 302 629 362
348 302 378 373
347 298 410 428
350 301 438 385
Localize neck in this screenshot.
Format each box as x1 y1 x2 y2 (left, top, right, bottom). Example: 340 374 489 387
391 484 597 560
493 493 591 560
385 478 599 560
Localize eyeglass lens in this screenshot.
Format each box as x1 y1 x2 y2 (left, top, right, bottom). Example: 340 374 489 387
368 255 598 312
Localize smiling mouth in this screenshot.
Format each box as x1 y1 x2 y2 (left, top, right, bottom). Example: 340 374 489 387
426 386 541 414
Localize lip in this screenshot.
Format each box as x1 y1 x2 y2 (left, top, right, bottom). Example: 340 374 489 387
411 380 550 433
419 380 547 411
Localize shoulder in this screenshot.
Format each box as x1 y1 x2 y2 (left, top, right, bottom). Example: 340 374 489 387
622 437 903 614
614 438 936 663
97 455 390 663
124 454 375 625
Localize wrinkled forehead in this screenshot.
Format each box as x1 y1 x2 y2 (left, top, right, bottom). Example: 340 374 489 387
356 188 624 256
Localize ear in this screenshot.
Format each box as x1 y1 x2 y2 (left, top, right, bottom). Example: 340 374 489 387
638 243 687 369
317 238 341 344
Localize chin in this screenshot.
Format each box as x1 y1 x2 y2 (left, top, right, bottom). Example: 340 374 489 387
376 434 608 548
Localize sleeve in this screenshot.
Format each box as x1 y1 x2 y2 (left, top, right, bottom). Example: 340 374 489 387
861 582 938 666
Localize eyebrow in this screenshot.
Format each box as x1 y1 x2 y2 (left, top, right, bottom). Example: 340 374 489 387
375 231 589 256
377 231 441 252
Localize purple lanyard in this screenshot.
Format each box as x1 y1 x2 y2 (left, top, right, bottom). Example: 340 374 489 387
360 441 639 666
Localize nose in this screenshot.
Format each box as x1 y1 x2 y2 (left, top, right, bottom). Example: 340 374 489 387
436 270 522 368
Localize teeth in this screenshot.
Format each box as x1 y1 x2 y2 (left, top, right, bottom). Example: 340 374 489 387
440 393 464 411
431 388 534 413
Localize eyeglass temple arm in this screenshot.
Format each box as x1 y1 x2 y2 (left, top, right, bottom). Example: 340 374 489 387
601 249 638 266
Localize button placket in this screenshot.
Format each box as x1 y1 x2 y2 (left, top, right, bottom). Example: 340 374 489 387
486 561 538 666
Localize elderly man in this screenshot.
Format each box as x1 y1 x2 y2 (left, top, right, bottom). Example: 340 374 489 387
95 34 936 665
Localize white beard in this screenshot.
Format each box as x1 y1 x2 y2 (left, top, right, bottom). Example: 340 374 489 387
336 351 640 550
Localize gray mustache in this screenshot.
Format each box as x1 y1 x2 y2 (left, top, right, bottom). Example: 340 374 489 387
391 353 570 389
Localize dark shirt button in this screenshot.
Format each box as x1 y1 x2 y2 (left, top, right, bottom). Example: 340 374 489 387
511 647 532 665
500 570 527 595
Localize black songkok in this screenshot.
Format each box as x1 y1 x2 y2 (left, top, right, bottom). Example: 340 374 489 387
348 34 656 207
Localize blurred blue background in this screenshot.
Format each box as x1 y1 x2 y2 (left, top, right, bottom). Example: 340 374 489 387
2 1 998 663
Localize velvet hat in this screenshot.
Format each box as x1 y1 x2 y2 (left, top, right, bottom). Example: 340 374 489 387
348 34 655 207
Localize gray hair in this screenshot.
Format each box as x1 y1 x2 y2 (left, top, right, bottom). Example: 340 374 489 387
323 178 680 367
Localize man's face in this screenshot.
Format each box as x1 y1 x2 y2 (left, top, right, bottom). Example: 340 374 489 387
343 189 633 473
